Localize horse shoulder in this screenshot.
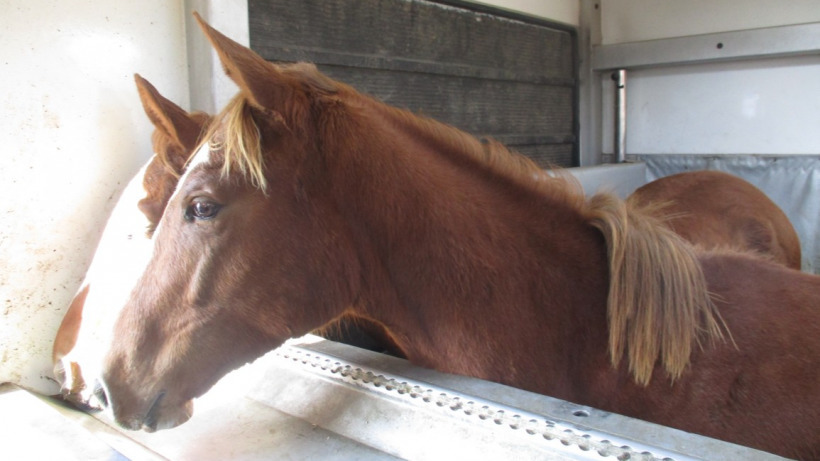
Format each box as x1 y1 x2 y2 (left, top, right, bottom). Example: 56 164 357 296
696 253 820 448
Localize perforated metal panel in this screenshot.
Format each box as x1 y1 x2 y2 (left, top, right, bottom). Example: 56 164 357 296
248 0 578 167
9 338 786 460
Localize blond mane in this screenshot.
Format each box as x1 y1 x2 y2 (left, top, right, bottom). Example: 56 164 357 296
194 96 267 191
206 66 728 386
586 194 729 385
385 111 729 385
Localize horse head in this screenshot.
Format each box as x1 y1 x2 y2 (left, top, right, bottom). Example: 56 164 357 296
91 15 362 431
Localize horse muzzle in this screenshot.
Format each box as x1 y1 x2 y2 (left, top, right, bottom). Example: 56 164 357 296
93 376 194 432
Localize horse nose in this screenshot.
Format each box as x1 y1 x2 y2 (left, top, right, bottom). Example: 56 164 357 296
92 379 110 409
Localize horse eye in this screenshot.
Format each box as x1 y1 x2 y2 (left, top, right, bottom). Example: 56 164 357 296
185 198 222 222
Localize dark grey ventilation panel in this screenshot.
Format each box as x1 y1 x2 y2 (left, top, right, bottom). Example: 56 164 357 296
248 0 577 167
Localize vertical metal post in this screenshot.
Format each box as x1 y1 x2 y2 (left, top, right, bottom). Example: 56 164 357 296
577 0 603 167
612 69 627 163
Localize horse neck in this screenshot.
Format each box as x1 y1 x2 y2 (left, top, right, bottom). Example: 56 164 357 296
318 99 610 384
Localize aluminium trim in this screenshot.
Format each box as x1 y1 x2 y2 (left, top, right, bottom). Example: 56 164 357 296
593 22 820 70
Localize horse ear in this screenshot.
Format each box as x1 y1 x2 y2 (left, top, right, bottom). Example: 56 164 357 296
193 12 295 112
134 74 203 153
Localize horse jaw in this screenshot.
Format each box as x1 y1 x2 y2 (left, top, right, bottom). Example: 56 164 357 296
53 161 156 407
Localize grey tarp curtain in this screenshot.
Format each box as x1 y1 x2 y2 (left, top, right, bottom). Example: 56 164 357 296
639 155 820 274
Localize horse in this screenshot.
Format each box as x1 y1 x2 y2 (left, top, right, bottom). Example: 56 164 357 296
52 82 803 413
628 170 802 270
53 84 803 418
56 16 820 459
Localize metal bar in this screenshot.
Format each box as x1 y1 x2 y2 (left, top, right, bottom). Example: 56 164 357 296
576 0 604 166
613 69 627 163
14 337 786 460
592 22 820 71
267 338 784 460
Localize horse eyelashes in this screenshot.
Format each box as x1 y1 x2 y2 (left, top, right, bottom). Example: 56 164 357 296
185 199 222 222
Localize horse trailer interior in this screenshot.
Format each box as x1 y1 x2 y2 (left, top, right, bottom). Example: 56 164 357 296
2 0 819 459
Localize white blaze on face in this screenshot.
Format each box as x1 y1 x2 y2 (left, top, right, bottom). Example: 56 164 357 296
151 141 211 239
60 158 158 403
62 142 214 405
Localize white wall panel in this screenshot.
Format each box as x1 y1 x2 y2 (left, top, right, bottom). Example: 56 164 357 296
624 55 820 155
595 1 820 158
601 0 820 45
0 0 188 393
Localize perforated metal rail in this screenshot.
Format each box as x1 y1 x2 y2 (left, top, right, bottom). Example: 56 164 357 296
275 344 691 461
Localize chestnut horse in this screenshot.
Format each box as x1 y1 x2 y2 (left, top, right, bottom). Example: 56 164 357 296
52 79 803 420
53 80 804 425
629 170 802 270
72 17 818 458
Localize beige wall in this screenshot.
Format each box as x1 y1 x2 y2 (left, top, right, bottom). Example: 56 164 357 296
0 0 189 393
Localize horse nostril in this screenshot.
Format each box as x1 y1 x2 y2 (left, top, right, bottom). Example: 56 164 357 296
92 379 109 409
